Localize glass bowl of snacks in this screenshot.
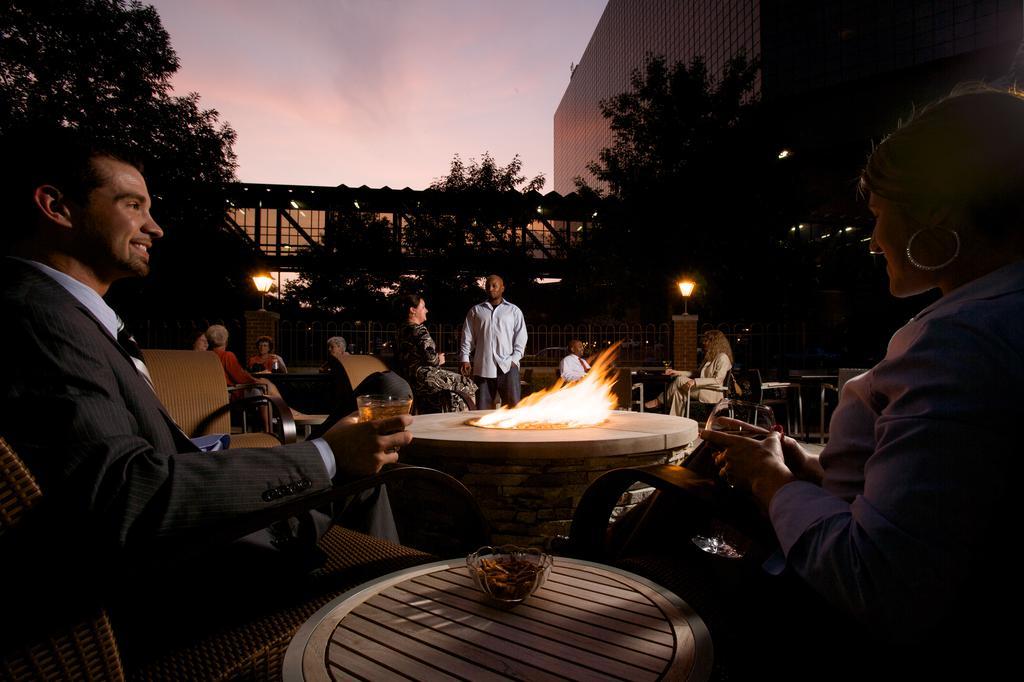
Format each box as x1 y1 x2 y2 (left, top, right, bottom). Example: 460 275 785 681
466 545 553 605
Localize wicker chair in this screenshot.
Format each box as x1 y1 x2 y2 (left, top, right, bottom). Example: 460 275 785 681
144 349 294 448
1 435 490 681
1 435 127 681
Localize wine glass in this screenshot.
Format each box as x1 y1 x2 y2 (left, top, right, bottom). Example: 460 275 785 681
686 399 776 558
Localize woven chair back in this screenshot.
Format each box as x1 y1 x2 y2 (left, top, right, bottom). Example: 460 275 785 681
144 349 231 437
0 436 127 681
0 436 42 535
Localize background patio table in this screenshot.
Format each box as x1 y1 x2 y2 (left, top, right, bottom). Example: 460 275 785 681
283 557 713 681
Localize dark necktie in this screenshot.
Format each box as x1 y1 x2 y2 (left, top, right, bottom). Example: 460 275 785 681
116 317 154 389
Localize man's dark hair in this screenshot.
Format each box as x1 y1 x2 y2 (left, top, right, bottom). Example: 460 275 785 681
0 125 143 249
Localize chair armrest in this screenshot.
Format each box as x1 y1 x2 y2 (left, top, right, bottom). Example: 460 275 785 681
567 463 776 564
257 393 297 444
568 464 715 561
195 394 297 444
228 382 267 395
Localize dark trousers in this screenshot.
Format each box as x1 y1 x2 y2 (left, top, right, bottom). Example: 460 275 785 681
475 364 520 409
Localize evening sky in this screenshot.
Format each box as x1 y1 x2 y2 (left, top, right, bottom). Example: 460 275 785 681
148 0 607 190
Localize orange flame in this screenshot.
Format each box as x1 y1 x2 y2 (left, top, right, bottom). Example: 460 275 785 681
470 343 621 429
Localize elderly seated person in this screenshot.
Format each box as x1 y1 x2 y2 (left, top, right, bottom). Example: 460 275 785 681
319 336 349 373
559 339 590 382
204 324 302 431
205 325 284 398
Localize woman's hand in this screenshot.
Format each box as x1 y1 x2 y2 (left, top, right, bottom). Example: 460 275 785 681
700 428 798 509
664 368 684 377
705 417 820 483
437 352 446 365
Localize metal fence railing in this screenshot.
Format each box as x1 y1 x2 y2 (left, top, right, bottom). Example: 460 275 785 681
275 321 673 368
133 318 825 378
699 321 824 379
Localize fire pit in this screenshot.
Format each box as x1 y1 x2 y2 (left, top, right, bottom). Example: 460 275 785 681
403 410 698 546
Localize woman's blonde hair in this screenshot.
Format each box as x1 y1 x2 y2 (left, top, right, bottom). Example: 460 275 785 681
701 330 733 365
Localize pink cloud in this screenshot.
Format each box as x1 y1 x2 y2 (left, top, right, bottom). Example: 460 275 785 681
149 0 608 189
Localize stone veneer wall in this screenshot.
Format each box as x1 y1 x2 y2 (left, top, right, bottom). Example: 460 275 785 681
402 440 695 548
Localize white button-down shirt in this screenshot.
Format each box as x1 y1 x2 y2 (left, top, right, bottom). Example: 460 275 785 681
460 299 527 378
559 353 590 381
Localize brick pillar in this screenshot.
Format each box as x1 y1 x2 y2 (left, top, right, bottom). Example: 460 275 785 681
672 314 698 372
244 309 280 359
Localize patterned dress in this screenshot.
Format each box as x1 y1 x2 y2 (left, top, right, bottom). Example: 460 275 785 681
397 323 477 411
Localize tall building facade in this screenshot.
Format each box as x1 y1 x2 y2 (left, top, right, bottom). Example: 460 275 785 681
554 0 1023 194
554 0 762 194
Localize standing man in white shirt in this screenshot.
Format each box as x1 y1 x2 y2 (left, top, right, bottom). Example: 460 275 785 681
559 339 590 382
460 274 527 409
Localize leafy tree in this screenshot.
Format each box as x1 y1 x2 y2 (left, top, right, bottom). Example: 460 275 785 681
284 152 547 321
574 53 804 321
0 0 244 321
283 211 401 318
407 152 546 320
428 152 545 194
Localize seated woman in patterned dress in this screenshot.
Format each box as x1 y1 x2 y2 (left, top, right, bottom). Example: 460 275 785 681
396 294 477 412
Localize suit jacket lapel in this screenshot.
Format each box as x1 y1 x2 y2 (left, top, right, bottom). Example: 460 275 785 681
17 264 199 451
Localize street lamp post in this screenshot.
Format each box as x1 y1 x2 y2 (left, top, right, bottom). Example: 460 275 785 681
677 279 696 315
252 272 274 310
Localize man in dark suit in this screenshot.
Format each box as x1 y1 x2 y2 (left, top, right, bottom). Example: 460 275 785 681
0 130 412 651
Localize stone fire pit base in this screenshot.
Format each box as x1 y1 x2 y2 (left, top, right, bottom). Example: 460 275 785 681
403 411 699 547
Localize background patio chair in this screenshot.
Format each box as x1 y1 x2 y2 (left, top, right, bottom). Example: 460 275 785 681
145 349 295 447
613 368 645 411
728 368 796 434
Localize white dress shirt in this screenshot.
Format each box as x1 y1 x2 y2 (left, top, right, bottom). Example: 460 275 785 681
559 353 590 381
459 299 527 378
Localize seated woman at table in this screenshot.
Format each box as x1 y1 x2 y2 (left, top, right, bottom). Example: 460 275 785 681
704 86 1024 676
190 329 208 351
396 293 477 411
248 335 288 373
644 330 732 420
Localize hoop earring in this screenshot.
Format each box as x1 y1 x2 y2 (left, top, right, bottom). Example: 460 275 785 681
905 227 960 271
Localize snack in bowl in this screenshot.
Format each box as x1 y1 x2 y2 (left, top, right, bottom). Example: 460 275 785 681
467 545 553 605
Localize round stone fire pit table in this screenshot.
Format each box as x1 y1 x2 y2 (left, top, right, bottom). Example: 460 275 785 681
403 411 698 547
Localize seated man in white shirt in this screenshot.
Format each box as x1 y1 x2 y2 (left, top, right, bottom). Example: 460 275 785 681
558 339 590 382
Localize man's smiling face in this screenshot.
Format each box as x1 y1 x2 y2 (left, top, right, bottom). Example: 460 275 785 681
71 155 163 287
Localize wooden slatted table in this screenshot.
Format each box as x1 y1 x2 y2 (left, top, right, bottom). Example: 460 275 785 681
283 557 713 681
